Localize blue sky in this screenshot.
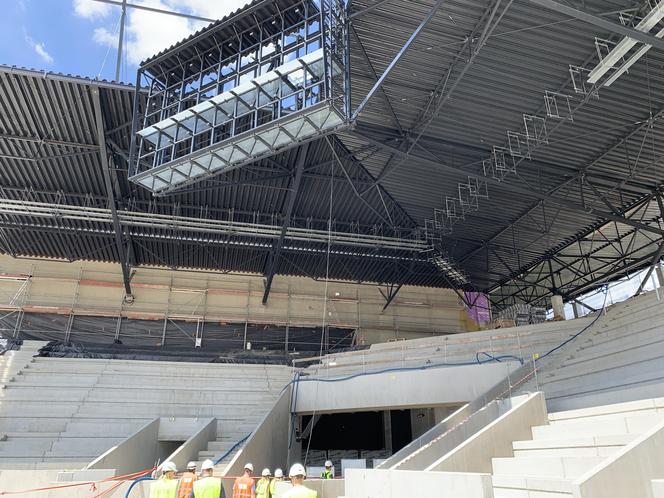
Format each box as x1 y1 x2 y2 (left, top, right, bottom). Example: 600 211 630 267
0 0 247 83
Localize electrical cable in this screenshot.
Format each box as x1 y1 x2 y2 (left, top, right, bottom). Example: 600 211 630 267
124 476 154 498
213 433 251 466
97 14 122 80
535 284 608 362
303 155 335 467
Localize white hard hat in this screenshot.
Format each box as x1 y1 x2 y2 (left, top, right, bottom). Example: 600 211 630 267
324 460 333 468
187 461 197 470
274 468 284 478
161 461 177 473
262 468 271 477
244 463 254 472
289 463 306 478
201 459 215 471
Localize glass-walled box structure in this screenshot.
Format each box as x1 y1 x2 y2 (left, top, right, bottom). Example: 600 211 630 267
129 0 350 194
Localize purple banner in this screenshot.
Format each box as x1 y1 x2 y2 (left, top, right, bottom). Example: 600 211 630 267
464 292 491 324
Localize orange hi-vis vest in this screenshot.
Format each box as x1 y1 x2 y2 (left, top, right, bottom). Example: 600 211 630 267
233 475 255 498
178 472 197 498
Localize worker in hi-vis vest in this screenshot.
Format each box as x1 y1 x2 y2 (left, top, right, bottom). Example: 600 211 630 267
255 468 271 498
177 461 198 498
321 461 333 479
232 463 256 498
269 468 284 496
281 464 317 498
192 459 225 498
151 462 179 498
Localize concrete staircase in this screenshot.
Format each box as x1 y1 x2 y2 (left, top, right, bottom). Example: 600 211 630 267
0 346 292 470
492 397 664 497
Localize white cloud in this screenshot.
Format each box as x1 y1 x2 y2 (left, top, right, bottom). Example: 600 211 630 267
85 0 249 65
73 0 112 19
93 26 118 46
24 34 54 65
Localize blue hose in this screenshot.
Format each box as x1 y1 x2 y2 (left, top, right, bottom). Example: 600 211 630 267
214 433 251 465
124 476 153 498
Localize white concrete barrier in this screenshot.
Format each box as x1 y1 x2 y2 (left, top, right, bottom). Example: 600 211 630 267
295 362 519 414
344 469 494 498
425 392 548 473
573 418 664 498
86 418 160 475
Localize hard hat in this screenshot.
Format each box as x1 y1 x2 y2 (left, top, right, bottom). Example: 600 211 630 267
187 461 197 470
244 463 254 472
289 463 306 478
274 468 284 478
324 460 333 468
201 459 215 471
161 461 177 473
262 468 271 477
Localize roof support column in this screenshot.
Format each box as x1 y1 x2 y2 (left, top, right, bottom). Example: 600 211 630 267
91 85 134 302
262 143 310 305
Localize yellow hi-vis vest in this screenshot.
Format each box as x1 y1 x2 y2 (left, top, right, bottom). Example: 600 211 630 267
281 485 317 498
255 478 270 498
150 477 179 498
268 479 282 495
193 476 223 498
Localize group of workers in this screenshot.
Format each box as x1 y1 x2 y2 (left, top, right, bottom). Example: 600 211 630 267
151 459 336 498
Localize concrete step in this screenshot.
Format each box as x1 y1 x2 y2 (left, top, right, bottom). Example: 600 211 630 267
0 458 90 470
0 436 121 454
543 370 664 404
0 389 278 404
512 434 635 458
491 456 605 479
532 413 663 439
546 380 664 413
549 344 664 383
492 475 575 497
548 396 664 421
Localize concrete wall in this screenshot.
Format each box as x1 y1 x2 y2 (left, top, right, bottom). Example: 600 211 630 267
0 470 147 498
574 419 664 498
271 479 345 498
0 255 467 344
162 418 216 471
86 418 161 475
223 387 291 478
344 469 494 498
425 392 548 473
294 362 519 414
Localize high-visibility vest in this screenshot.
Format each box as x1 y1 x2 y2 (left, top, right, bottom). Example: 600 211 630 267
281 485 317 498
321 470 333 479
232 475 254 498
193 476 223 498
268 479 282 495
255 478 270 498
178 472 197 498
150 477 179 498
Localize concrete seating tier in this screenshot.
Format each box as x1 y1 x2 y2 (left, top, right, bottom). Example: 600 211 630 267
492 396 664 497
305 318 594 379
522 291 664 411
0 343 292 470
